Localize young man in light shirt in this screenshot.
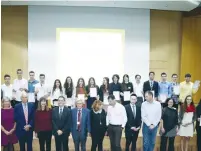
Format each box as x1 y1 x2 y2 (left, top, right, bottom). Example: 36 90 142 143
141 91 162 151
171 73 180 110
1 74 15 107
28 71 39 103
106 94 127 151
179 73 199 103
13 69 28 106
133 74 144 107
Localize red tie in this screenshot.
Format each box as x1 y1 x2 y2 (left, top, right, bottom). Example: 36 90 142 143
78 109 81 131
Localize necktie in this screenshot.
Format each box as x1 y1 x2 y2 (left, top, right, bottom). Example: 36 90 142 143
150 81 153 90
78 109 81 131
59 108 63 118
24 104 28 124
132 105 135 119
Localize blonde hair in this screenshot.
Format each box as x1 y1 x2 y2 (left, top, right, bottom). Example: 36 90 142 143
2 97 11 108
91 100 103 112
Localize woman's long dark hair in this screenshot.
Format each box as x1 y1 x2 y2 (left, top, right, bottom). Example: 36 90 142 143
76 78 85 88
64 76 74 95
52 79 63 94
183 95 195 111
88 77 96 88
122 74 129 83
102 77 109 92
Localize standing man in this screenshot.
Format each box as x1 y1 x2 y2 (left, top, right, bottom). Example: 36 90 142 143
1 74 15 107
133 74 144 107
28 71 38 103
14 92 35 151
143 72 159 100
158 72 172 108
106 94 127 151
52 96 71 151
71 99 91 151
180 73 199 103
13 69 28 105
141 91 162 151
171 73 180 110
125 94 142 151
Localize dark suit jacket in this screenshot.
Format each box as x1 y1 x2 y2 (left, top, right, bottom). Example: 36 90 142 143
71 108 91 141
125 104 141 137
143 80 159 97
14 103 35 139
52 106 71 136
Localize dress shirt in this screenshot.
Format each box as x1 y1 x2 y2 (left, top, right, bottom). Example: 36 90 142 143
179 81 197 103
158 81 172 98
141 100 161 127
106 102 127 127
1 84 13 99
51 88 63 100
149 80 154 89
77 108 82 122
170 82 179 104
13 78 28 101
28 80 39 93
130 103 136 118
59 106 64 114
133 82 143 97
35 83 50 100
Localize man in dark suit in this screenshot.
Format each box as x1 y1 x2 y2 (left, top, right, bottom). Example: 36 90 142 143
71 99 91 151
143 71 159 99
125 94 142 151
14 92 35 151
52 96 71 151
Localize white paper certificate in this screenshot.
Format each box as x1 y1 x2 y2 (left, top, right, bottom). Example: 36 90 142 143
113 91 120 100
173 85 180 95
90 88 97 97
159 94 167 103
124 91 130 101
77 94 85 101
28 93 35 103
193 80 200 89
103 95 109 105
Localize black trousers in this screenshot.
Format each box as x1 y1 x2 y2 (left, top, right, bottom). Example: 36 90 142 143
108 125 122 151
197 126 201 151
160 136 175 151
91 133 104 151
73 132 87 151
38 131 52 151
125 131 139 151
55 134 69 151
19 132 33 151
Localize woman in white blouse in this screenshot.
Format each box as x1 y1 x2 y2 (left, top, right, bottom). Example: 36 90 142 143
51 79 63 107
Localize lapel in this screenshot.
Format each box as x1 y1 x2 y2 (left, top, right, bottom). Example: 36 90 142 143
28 103 31 118
20 103 26 123
75 108 78 126
128 105 135 119
81 109 85 125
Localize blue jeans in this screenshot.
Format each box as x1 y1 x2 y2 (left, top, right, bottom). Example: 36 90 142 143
142 123 158 151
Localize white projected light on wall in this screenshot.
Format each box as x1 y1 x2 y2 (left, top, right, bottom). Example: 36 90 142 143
56 29 125 85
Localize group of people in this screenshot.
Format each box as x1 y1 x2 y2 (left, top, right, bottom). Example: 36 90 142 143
1 69 201 151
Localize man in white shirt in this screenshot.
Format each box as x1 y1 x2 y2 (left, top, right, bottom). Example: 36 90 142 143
141 91 162 151
34 74 50 109
13 69 28 105
1 74 15 107
133 74 144 107
106 94 127 151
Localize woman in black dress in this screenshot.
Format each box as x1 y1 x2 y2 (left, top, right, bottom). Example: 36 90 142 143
160 98 178 151
90 100 107 151
196 99 201 151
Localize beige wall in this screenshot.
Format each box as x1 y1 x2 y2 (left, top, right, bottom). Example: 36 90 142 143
150 10 182 81
1 6 28 82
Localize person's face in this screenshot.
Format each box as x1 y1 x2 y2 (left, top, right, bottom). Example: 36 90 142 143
29 73 35 80
167 99 174 107
56 81 60 87
186 96 192 105
130 96 137 105
145 93 153 102
4 76 11 85
17 71 23 79
90 79 95 85
185 77 191 83
67 78 71 84
172 75 178 83
124 76 129 83
108 99 116 106
149 73 155 80
40 76 45 83
58 98 65 107
103 78 107 85
41 100 47 108
135 76 141 83
79 79 83 86
21 95 28 103
77 102 83 109
3 100 11 108
99 104 103 109
161 74 167 82
113 76 118 83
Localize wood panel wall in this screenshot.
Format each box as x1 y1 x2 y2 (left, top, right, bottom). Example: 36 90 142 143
180 15 201 103
1 6 28 82
150 10 182 81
